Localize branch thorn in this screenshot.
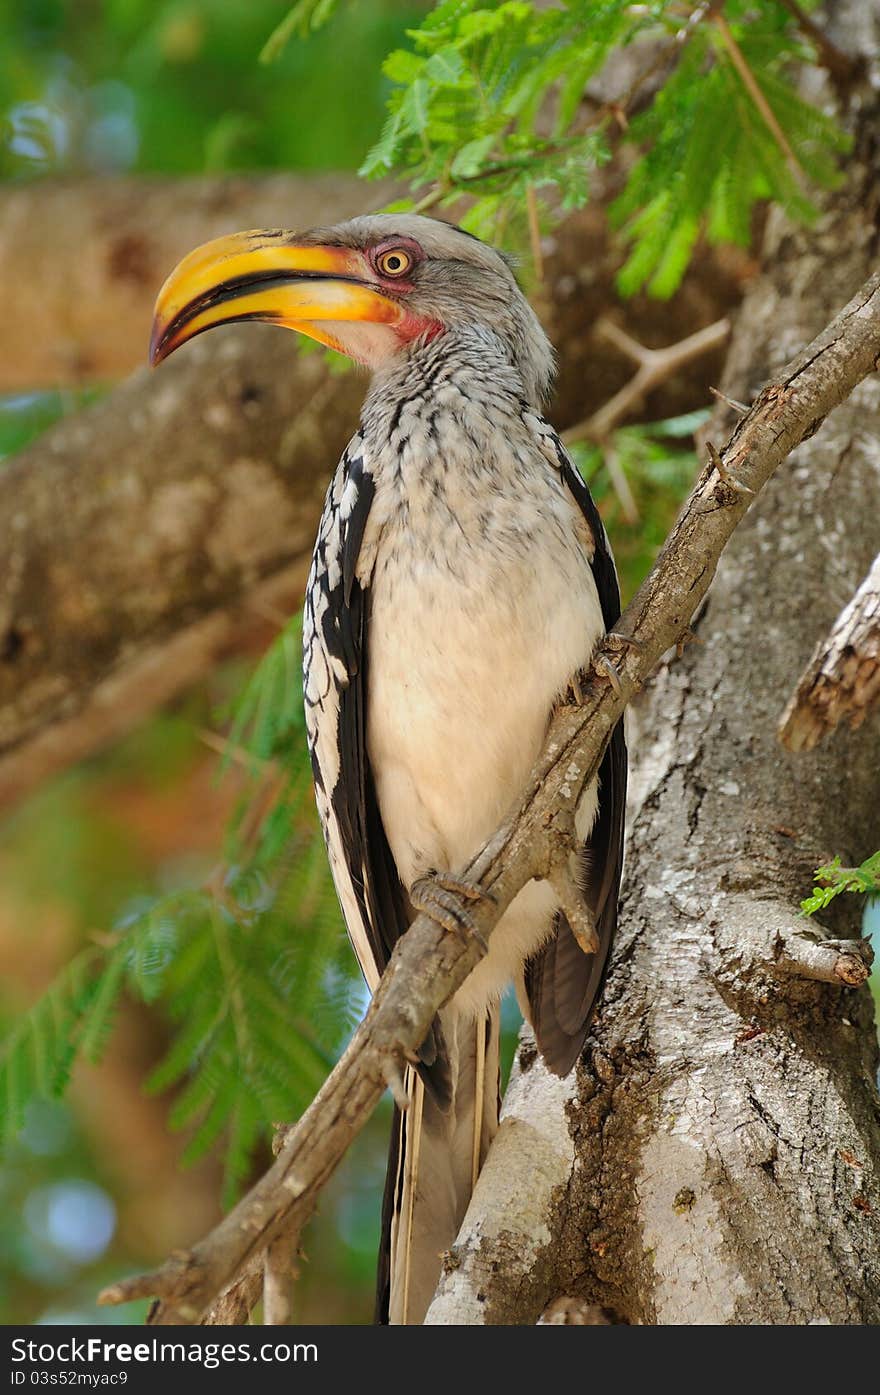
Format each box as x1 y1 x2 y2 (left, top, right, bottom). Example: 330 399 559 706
707 440 755 496
709 385 750 415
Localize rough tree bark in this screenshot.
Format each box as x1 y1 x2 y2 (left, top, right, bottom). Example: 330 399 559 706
429 0 880 1326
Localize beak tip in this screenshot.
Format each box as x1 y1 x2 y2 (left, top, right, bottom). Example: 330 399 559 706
149 325 167 368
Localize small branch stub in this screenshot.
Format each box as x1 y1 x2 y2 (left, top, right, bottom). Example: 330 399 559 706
774 930 874 987
263 1239 295 1325
548 860 600 955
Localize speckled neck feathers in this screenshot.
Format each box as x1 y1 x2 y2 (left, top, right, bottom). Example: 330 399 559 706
362 324 547 444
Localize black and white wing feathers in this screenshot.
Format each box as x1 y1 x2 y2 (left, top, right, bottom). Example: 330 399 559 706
524 417 628 1076
303 435 409 994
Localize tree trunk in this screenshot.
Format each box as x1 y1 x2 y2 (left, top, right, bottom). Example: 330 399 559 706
429 0 880 1325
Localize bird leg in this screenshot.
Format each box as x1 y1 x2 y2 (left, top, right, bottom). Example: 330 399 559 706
410 872 492 955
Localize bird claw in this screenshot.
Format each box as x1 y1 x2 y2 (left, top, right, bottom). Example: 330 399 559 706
594 652 623 696
561 638 637 707
410 872 491 955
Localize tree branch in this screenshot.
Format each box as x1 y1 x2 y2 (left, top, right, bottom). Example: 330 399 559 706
778 549 880 750
0 565 303 809
560 316 731 525
425 1034 578 1324
773 928 873 987
777 0 861 87
97 265 880 1325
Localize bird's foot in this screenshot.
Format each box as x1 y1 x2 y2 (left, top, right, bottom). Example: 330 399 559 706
594 652 623 695
596 630 646 695
558 635 643 710
410 872 493 956
556 670 586 710
607 630 645 653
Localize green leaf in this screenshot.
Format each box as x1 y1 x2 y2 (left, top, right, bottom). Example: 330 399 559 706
450 133 496 178
801 850 880 915
424 46 467 85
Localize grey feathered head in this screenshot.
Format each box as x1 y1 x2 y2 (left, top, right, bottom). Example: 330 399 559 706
150 212 555 407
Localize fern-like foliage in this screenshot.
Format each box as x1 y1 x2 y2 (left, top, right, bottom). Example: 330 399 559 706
0 616 362 1203
267 0 850 294
611 7 849 296
801 850 880 917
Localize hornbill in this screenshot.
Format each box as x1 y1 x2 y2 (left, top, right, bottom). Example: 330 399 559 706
150 214 627 1324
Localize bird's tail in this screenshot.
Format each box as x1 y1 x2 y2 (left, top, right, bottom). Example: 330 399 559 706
376 1006 500 1325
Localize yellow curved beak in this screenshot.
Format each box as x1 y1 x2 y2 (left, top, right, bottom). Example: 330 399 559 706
150 230 405 365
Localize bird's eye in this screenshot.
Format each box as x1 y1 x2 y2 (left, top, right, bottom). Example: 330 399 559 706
376 247 412 278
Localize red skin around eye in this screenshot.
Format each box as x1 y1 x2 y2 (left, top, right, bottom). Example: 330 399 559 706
366 236 424 290
364 237 443 344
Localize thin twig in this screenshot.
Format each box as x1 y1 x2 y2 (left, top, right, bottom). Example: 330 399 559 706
604 443 640 525
98 268 880 1327
407 186 448 216
196 728 273 771
709 384 749 416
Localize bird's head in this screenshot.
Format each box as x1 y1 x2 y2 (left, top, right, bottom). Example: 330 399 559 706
150 213 554 405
